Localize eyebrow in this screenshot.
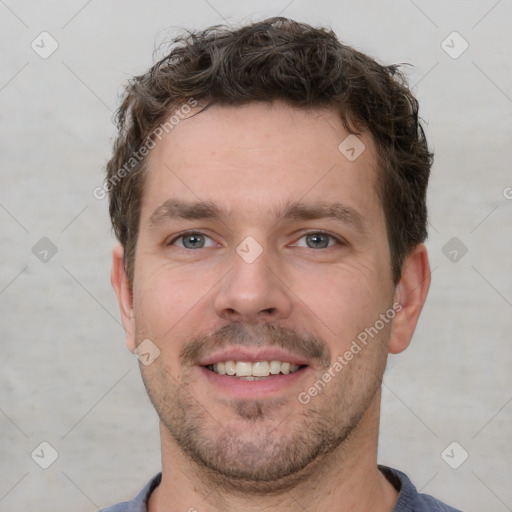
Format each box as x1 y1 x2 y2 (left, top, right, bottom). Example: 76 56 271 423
147 198 367 233
147 199 226 227
276 201 366 232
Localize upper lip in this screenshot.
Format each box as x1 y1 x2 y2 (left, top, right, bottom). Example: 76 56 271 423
196 347 310 366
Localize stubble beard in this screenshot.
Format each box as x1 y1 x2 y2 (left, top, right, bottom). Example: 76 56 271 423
140 346 387 493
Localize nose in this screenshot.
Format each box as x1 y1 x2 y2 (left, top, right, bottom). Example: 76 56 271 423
213 244 293 325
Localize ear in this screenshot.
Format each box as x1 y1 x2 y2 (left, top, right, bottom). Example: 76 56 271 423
111 244 136 352
389 243 431 354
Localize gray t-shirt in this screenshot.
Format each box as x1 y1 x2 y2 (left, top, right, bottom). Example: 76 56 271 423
98 466 462 511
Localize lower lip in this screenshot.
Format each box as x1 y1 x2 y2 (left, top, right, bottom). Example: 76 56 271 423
197 366 310 399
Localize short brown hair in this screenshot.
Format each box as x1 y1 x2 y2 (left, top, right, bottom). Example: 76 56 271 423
106 17 432 284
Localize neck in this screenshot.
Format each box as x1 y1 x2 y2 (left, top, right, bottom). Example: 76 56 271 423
149 392 398 512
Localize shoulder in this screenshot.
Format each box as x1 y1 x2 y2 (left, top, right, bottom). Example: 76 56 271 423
98 504 129 512
97 473 162 512
414 494 463 511
379 466 463 512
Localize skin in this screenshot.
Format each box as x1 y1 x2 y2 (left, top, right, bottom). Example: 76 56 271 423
111 101 430 512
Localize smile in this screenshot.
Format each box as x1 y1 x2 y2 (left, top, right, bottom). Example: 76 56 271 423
205 360 305 380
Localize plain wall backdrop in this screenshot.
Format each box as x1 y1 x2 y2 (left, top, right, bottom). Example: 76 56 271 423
1 0 511 510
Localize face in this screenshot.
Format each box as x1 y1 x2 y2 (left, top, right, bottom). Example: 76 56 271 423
124 102 399 488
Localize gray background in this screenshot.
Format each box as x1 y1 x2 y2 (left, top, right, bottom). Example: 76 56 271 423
1 0 511 510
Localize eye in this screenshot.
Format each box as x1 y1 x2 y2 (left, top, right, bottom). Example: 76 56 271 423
168 232 217 249
293 232 340 249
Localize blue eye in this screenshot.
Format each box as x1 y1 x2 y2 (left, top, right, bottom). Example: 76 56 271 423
170 232 216 249
168 231 341 250
295 232 339 249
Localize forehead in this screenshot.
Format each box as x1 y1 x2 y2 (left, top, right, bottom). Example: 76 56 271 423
141 102 383 230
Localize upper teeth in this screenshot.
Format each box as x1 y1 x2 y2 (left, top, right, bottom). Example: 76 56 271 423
211 361 301 377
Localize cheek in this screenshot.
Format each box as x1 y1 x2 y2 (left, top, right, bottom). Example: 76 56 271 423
290 264 390 352
133 262 219 347
132 272 194 381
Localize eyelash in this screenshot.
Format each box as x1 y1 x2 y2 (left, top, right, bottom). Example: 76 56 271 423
166 231 216 248
166 230 345 249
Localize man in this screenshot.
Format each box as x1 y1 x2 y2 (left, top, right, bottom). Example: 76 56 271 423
101 17 462 512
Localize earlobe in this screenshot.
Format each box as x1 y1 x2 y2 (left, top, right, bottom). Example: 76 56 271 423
111 244 137 352
388 244 431 354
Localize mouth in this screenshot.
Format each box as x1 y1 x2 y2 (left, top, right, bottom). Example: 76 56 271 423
196 348 312 398
203 360 307 380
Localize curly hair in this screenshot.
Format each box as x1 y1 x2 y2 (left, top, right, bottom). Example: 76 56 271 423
105 17 432 284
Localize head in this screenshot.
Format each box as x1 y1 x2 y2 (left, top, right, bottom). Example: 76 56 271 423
109 18 431 491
